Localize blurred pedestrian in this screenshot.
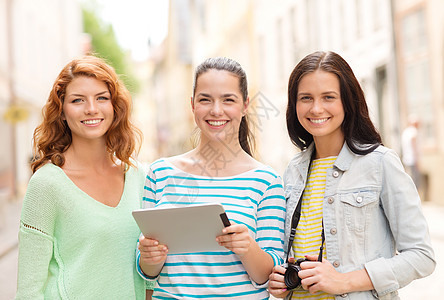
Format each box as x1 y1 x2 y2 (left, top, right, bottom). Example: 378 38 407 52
401 115 421 188
268 51 435 299
137 57 286 298
16 56 153 299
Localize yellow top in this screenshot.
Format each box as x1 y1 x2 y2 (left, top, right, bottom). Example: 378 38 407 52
291 156 336 300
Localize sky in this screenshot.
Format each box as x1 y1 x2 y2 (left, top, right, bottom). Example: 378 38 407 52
89 0 169 61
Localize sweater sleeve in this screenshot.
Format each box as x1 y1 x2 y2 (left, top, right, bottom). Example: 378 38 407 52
16 166 59 299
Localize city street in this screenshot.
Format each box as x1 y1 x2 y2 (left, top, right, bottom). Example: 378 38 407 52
1 200 443 299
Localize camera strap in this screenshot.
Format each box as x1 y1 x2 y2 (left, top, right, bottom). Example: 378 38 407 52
285 193 304 263
285 153 325 264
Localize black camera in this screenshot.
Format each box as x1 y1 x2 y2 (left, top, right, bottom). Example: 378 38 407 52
283 257 307 289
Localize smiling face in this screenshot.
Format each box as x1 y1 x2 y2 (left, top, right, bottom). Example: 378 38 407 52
192 69 248 145
62 76 114 144
296 70 345 146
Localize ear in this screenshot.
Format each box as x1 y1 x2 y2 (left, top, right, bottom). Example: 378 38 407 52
242 97 250 116
190 96 195 112
61 112 66 121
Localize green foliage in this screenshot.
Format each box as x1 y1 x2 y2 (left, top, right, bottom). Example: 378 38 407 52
82 6 139 93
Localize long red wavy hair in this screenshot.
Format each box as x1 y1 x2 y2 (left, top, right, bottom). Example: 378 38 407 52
31 55 142 173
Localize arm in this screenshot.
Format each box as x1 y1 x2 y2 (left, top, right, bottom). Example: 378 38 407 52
364 150 435 295
268 261 292 298
16 168 57 299
296 150 435 296
217 175 286 285
138 236 168 278
136 163 167 280
217 223 274 284
297 255 373 295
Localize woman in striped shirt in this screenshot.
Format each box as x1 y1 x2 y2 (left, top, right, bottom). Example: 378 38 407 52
268 51 435 299
137 57 286 299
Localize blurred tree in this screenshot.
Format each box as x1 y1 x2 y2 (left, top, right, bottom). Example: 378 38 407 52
82 6 140 93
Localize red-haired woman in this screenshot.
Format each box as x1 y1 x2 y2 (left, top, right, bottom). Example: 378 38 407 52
16 56 151 299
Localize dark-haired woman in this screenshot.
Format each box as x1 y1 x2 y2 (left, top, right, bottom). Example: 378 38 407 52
268 51 435 299
16 56 150 299
137 57 286 298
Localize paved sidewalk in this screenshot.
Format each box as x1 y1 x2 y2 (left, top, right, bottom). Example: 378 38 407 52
0 199 21 300
0 199 21 259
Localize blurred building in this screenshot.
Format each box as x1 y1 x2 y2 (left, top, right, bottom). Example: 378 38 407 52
392 0 444 203
253 0 400 172
144 0 195 157
0 0 83 213
132 57 161 164
147 0 443 203
147 0 269 160
148 0 396 168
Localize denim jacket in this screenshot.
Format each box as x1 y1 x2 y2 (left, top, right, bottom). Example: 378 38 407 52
283 143 435 300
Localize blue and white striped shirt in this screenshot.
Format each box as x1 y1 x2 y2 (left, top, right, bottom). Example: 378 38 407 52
137 158 286 299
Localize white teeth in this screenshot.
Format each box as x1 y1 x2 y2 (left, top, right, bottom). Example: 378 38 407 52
82 119 101 125
310 118 328 124
208 120 227 126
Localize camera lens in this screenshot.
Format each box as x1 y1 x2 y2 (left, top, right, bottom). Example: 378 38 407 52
284 264 302 290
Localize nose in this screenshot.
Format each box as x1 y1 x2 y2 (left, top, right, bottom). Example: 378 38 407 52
310 98 324 114
85 99 99 115
210 101 223 116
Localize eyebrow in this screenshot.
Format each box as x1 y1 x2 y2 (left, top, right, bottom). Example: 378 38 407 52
68 91 110 97
297 91 339 96
196 93 239 98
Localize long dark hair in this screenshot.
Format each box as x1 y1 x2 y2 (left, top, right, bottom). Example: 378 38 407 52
193 57 254 156
286 51 382 155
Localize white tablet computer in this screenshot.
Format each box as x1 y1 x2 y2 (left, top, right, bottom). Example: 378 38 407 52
132 203 231 254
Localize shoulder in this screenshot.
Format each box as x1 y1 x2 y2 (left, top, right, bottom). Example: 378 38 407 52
126 161 148 185
149 158 173 173
248 164 284 190
374 145 403 168
129 159 147 173
286 150 305 169
359 145 398 163
283 149 307 180
23 164 66 209
28 163 64 187
370 145 391 155
144 158 176 184
253 163 281 179
346 145 402 173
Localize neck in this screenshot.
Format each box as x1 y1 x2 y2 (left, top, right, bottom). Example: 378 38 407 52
313 136 344 159
63 138 114 171
193 138 250 167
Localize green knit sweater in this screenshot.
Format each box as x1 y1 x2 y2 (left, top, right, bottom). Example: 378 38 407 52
16 163 149 299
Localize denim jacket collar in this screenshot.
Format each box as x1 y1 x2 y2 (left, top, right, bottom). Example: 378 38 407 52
299 142 353 172
334 142 354 172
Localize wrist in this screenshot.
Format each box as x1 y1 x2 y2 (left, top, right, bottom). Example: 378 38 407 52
239 236 257 258
342 269 374 293
340 272 353 294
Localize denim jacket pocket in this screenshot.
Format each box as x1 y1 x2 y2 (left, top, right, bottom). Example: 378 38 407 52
340 190 379 232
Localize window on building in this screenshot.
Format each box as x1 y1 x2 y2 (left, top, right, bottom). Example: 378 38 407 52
400 8 434 143
306 0 319 49
276 18 285 80
339 0 347 49
355 0 363 38
402 9 427 55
